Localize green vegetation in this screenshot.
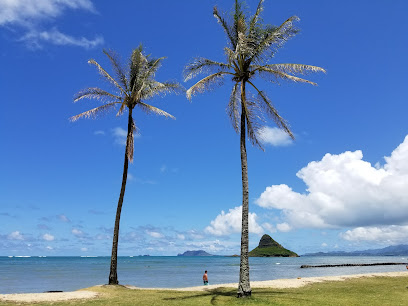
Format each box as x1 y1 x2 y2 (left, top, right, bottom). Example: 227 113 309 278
2 276 407 305
71 47 182 285
184 0 324 297
249 234 298 257
249 246 298 257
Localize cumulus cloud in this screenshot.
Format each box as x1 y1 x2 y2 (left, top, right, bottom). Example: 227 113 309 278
58 214 70 223
8 231 24 240
0 0 103 49
146 231 164 239
72 228 84 237
256 135 408 234
276 222 292 232
340 225 408 244
257 126 293 147
42 233 55 241
205 206 264 236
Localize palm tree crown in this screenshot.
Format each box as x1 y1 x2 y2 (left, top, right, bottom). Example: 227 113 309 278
185 0 326 147
72 45 182 160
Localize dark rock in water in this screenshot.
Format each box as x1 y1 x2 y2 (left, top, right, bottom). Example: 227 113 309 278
300 262 408 268
177 250 213 256
249 234 299 257
44 291 63 293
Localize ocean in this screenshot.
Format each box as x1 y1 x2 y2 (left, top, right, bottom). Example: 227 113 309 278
1 256 407 294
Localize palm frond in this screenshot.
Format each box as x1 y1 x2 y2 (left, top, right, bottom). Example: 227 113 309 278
242 97 264 149
213 6 236 47
184 58 230 82
247 80 294 139
251 16 299 62
70 102 120 122
227 83 241 134
116 101 127 117
137 101 175 119
74 87 121 103
248 0 264 34
142 81 184 100
186 72 231 100
258 63 326 75
103 49 128 91
88 59 126 94
129 45 148 90
256 67 319 85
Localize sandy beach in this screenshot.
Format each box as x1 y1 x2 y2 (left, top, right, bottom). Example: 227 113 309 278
1 271 407 303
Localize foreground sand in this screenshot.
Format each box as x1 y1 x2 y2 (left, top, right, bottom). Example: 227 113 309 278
1 272 407 303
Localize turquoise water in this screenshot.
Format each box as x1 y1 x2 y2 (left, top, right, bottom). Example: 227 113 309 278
1 256 407 294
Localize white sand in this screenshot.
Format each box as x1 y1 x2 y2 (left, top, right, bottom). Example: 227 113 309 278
126 271 408 291
0 290 98 303
1 272 407 302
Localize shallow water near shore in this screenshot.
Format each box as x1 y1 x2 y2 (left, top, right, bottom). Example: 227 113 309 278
1 256 407 294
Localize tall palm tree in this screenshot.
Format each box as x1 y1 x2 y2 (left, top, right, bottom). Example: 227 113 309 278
184 0 325 297
71 46 182 285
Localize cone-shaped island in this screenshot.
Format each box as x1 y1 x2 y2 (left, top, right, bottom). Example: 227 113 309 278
249 234 299 257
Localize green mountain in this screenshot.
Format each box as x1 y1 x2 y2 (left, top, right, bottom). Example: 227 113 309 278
249 234 299 257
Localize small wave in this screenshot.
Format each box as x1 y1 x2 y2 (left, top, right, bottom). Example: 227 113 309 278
15 256 31 258
276 263 281 265
80 256 98 258
8 256 13 258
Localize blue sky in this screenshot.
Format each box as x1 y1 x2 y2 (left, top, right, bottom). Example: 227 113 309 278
1 0 407 256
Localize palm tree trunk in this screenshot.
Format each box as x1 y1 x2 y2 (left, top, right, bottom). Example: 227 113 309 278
237 81 251 298
108 108 133 285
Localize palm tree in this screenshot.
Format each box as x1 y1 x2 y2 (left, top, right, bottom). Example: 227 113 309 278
184 0 325 297
71 46 182 285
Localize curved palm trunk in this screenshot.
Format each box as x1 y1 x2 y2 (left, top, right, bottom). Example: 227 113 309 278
238 81 251 297
108 108 133 285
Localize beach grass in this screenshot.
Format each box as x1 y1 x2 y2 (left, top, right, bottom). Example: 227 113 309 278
1 275 408 305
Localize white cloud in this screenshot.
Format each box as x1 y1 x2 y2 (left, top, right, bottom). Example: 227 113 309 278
0 0 103 49
205 206 264 236
72 228 84 237
256 135 408 231
94 130 105 135
257 126 293 147
21 28 103 49
43 233 54 241
321 243 328 247
177 234 185 240
340 225 408 244
58 214 70 223
261 222 276 233
276 222 292 232
8 231 24 240
46 246 53 250
146 231 164 239
0 0 95 26
112 127 128 145
81 247 88 252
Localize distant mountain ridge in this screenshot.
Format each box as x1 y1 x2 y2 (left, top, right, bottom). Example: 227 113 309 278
303 244 408 256
177 250 213 256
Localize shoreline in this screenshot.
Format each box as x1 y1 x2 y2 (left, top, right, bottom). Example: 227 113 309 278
1 271 407 303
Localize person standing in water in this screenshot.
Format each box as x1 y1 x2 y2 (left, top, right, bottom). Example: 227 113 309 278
203 270 208 285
